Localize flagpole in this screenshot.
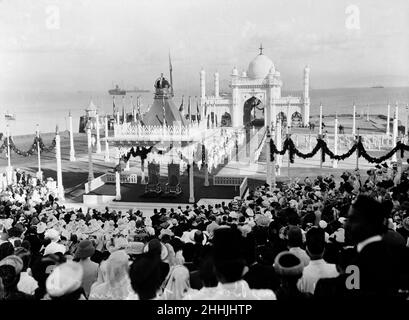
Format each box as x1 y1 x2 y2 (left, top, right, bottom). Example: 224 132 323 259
319 103 323 135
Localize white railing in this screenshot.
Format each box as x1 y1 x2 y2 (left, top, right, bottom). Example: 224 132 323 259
104 172 139 184
113 122 205 141
239 177 248 198
253 127 267 162
213 176 244 186
336 134 394 150
84 174 107 193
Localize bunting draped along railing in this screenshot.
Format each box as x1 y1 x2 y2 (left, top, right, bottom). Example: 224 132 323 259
270 136 409 164
0 135 56 157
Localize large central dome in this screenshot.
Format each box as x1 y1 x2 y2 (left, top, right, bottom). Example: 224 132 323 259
247 54 274 79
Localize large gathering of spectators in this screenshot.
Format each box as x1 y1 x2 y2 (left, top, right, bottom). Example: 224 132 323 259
1 164 409 300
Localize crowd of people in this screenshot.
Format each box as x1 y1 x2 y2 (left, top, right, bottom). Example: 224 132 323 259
1 164 409 300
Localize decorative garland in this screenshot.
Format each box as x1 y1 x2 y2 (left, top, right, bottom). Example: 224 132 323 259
270 136 409 164
121 146 154 162
0 135 56 157
37 137 57 153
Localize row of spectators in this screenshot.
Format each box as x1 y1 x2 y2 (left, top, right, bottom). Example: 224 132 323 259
1 164 409 300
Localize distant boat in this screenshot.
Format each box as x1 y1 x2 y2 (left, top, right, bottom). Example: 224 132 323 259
5 112 16 121
108 85 126 95
126 87 150 93
371 85 384 89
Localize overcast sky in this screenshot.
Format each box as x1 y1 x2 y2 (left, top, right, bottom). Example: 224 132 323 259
0 0 408 93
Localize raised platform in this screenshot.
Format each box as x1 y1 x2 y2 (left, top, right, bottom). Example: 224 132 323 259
84 173 241 204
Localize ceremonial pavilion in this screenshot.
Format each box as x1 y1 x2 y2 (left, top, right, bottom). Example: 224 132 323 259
82 71 248 206
199 45 311 129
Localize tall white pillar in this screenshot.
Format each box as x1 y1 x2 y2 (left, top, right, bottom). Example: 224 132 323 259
116 111 120 125
36 124 43 181
141 159 146 184
333 116 338 168
214 71 219 98
5 125 12 185
87 122 94 183
276 118 282 167
286 101 291 132
125 158 130 171
104 115 110 162
204 144 209 187
352 103 356 135
95 113 102 154
303 65 310 126
271 126 276 186
386 103 391 135
200 68 206 99
319 103 323 135
189 157 195 203
266 126 272 191
69 112 76 161
405 104 409 137
115 171 121 200
392 104 398 162
55 127 64 199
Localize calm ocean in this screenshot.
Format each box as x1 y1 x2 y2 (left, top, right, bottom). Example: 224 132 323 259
0 87 408 136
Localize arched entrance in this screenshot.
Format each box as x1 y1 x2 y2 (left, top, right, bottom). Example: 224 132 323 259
243 96 264 128
291 111 302 127
221 112 232 127
243 97 264 158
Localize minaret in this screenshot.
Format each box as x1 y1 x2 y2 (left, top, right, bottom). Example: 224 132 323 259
214 71 219 98
303 65 310 126
200 68 206 99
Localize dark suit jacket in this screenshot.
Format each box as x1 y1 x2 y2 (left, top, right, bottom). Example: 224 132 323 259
243 263 280 292
353 240 409 297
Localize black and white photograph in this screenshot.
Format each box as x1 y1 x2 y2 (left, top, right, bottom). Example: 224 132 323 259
0 0 409 309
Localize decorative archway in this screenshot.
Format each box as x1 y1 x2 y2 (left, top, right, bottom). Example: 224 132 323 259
243 96 264 127
291 111 302 126
221 112 232 127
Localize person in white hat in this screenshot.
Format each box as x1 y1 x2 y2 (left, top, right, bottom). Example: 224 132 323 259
43 229 66 256
45 261 85 300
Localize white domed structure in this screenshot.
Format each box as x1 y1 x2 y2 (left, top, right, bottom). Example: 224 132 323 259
247 54 274 79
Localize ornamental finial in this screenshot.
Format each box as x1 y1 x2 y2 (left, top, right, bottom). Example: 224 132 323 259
259 43 264 55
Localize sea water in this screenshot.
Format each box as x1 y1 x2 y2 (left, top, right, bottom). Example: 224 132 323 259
0 87 408 136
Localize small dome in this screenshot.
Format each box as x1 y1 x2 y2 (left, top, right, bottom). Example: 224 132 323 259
247 54 274 79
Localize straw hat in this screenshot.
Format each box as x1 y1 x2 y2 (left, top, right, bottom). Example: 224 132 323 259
46 261 83 298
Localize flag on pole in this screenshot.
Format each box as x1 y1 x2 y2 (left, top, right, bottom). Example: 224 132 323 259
188 96 191 122
179 96 184 113
130 96 136 121
169 52 174 97
196 98 200 122
112 96 116 114
122 96 125 123
137 96 142 120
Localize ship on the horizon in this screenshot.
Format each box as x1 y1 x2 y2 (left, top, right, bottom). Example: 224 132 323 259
108 85 127 95
126 86 150 93
371 85 384 89
108 84 150 95
5 111 16 121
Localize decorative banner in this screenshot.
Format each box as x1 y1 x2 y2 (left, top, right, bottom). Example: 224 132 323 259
270 136 409 164
0 135 56 157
